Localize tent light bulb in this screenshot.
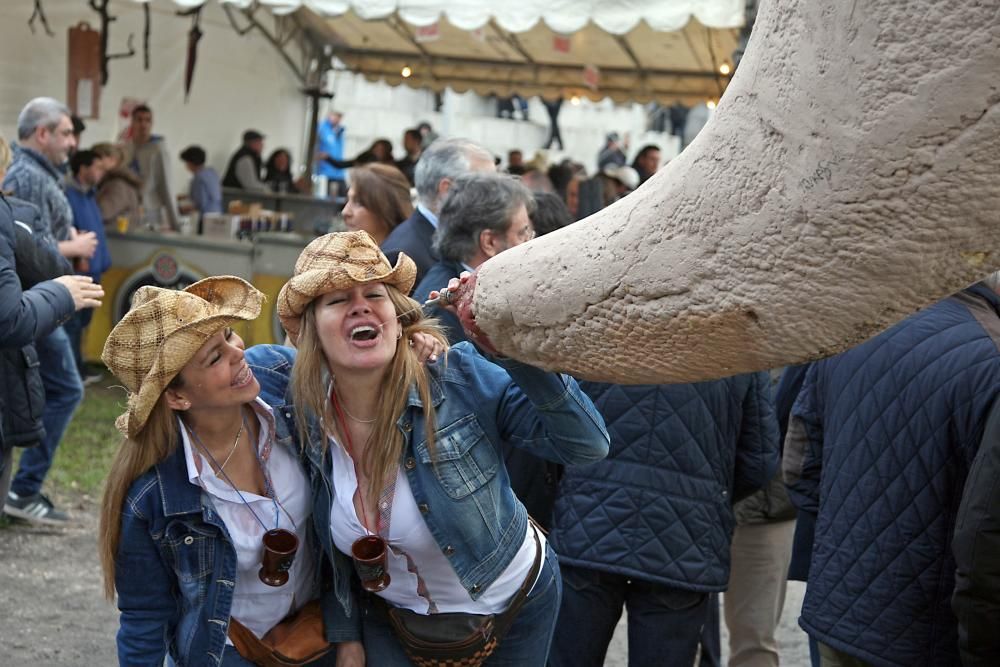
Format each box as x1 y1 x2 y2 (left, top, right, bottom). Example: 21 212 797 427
719 62 731 75
401 66 412 78
570 95 581 105
707 100 717 110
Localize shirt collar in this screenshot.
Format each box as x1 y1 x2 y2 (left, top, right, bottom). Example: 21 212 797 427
416 202 439 229
180 397 275 485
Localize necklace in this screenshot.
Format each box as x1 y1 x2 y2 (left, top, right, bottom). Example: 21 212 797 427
217 416 245 472
333 386 376 424
199 408 247 472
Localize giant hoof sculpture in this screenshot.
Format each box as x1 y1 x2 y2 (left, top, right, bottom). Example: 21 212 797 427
472 0 1000 384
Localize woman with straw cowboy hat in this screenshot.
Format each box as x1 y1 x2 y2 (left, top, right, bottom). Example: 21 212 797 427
249 230 609 666
98 276 442 666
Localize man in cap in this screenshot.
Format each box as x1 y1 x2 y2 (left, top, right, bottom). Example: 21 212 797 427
223 129 269 194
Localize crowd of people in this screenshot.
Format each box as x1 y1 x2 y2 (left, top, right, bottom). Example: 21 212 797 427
2 94 998 667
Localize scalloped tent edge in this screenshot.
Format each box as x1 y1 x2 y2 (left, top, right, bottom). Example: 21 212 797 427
138 0 744 106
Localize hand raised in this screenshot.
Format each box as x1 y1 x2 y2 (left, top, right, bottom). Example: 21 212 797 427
53 274 104 311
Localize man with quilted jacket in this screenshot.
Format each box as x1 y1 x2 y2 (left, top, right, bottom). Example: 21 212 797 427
784 279 1000 667
548 374 780 667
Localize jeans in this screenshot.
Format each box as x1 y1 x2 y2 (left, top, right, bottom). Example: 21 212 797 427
10 327 83 497
550 564 711 667
700 594 721 667
62 307 94 378
360 542 562 666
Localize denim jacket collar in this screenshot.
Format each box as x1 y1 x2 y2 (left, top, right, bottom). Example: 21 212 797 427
155 442 208 518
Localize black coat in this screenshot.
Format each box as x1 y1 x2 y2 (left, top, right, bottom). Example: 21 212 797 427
222 146 263 189
0 195 74 450
551 375 779 590
381 208 437 289
952 395 1000 666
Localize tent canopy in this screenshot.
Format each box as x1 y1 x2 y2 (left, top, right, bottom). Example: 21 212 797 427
161 1 744 104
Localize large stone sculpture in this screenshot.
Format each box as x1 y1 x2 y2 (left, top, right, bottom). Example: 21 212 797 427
471 0 1000 384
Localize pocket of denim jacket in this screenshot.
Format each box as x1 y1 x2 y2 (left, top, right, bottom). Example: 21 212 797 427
415 414 498 499
162 522 217 583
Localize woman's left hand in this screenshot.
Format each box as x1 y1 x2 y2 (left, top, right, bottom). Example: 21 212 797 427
335 640 365 667
410 332 444 363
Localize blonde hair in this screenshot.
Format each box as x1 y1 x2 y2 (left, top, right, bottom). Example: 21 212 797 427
290 286 448 509
98 388 181 600
0 136 12 175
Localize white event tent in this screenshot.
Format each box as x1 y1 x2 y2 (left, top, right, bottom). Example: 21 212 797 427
138 0 745 105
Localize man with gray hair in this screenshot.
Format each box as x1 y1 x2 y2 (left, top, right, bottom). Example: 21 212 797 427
381 137 495 286
3 97 97 524
413 172 535 344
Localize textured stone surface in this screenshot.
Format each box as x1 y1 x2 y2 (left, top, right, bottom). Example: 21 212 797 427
473 0 1000 383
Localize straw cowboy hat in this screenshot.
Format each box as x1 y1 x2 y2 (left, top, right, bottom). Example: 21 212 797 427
102 276 264 437
276 231 416 344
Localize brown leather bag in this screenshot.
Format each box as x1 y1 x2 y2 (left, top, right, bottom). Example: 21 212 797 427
227 600 334 667
381 527 543 667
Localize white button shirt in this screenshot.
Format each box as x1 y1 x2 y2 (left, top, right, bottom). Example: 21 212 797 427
327 435 542 614
181 398 316 640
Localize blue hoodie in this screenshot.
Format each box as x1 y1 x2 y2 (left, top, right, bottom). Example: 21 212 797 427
64 175 111 280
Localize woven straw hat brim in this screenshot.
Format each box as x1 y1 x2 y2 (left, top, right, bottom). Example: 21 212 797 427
102 276 264 438
276 233 416 344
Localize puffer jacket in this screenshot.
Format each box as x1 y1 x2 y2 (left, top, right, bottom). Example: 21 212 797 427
550 373 779 591
0 195 74 450
784 283 1000 667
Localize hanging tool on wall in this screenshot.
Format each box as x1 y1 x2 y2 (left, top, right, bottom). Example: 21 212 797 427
28 0 55 36
178 6 204 102
143 3 151 71
88 0 136 85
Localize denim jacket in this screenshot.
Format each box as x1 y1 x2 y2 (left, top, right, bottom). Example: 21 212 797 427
247 341 609 603
114 408 346 666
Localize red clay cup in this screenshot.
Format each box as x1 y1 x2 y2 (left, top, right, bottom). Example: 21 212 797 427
351 535 391 592
259 528 298 587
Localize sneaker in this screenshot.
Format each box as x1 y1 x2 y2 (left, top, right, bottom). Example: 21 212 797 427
82 371 104 387
4 491 70 525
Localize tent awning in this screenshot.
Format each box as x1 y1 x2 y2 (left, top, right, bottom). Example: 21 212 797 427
157 1 744 105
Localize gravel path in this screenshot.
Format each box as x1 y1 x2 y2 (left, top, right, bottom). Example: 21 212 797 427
0 502 811 666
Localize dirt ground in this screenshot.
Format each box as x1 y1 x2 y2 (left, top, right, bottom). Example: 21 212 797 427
0 498 811 667
0 499 118 666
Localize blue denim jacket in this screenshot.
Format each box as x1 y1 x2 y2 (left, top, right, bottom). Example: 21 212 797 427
114 407 353 666
247 342 609 602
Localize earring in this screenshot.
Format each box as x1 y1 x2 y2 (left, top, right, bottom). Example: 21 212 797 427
397 329 403 340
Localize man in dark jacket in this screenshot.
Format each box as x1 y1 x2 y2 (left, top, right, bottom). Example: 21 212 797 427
0 193 102 511
549 374 780 667
952 398 1000 667
413 172 536 343
785 281 1000 667
381 138 494 287
222 129 268 193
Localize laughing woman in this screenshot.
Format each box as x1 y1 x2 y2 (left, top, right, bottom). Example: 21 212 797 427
249 231 609 666
98 277 364 667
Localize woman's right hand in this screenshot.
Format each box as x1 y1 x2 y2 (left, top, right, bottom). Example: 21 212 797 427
54 274 104 311
335 640 365 667
434 272 503 357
